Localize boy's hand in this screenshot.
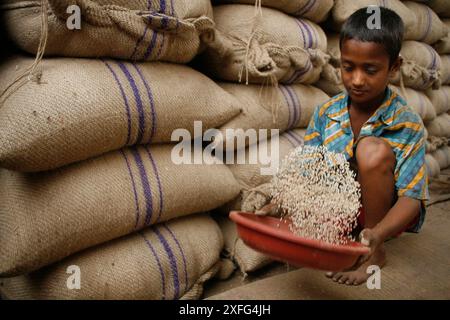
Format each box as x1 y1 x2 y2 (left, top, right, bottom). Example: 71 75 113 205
355 228 383 266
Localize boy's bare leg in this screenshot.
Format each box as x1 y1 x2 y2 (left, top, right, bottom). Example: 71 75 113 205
326 137 396 285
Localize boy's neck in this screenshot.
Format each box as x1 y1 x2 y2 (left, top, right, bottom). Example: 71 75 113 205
348 87 389 116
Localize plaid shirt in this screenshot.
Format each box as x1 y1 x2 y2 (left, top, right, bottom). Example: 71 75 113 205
305 87 429 211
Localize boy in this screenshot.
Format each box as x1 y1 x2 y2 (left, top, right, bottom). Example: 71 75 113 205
259 7 428 286
306 7 428 285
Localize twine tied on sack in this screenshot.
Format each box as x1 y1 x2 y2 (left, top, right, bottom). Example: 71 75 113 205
0 0 48 106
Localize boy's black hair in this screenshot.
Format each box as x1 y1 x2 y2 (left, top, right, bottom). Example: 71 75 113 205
339 6 404 66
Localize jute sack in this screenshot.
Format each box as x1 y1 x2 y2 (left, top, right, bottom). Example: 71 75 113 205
218 83 328 148
441 55 450 85
432 146 450 170
0 144 240 276
426 0 450 18
212 0 334 23
0 214 222 300
391 41 441 90
425 153 441 178
1 0 214 63
433 19 450 54
425 86 450 115
199 5 330 85
391 86 437 123
426 113 450 137
216 215 273 273
332 0 416 40
402 1 447 45
0 56 242 172
228 129 305 190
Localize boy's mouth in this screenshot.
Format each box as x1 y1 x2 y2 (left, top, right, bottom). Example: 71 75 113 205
351 89 368 97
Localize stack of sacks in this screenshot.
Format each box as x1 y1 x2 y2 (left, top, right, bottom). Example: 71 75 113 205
194 2 333 273
0 0 244 299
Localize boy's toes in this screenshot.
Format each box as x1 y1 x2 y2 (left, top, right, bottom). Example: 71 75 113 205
332 273 343 282
325 272 335 278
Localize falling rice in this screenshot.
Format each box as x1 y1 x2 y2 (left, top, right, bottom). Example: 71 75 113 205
271 145 361 245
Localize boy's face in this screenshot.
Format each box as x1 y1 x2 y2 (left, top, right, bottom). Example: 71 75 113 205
340 39 401 108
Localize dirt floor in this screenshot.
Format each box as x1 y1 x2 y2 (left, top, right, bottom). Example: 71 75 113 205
203 200 450 300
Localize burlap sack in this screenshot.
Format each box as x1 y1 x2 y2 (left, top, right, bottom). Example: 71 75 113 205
426 0 450 18
425 153 441 178
218 83 328 148
432 146 450 170
332 0 416 40
391 86 436 123
212 0 334 23
391 41 441 90
0 56 241 172
425 86 450 115
216 215 273 273
0 214 223 300
433 19 450 54
199 5 330 85
402 1 447 44
227 129 305 190
0 144 240 276
441 55 450 85
426 113 450 138
1 0 214 63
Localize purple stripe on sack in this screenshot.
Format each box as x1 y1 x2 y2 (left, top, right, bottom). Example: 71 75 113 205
285 86 301 128
131 147 154 226
286 60 312 84
153 227 180 299
117 62 146 145
294 19 307 49
424 44 437 71
295 0 315 17
132 64 157 142
103 60 132 145
297 19 314 48
120 149 141 230
143 28 159 61
282 131 300 148
419 6 433 42
290 130 305 145
162 224 188 292
130 0 152 60
145 146 164 223
286 131 303 147
279 85 294 130
140 232 166 300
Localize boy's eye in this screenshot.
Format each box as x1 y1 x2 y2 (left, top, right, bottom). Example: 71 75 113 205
365 67 378 75
342 65 353 72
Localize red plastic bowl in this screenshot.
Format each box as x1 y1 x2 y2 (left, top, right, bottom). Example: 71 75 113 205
229 211 370 271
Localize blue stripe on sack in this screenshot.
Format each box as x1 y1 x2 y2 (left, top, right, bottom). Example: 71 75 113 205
132 64 157 143
145 146 164 223
103 60 132 145
170 0 179 31
140 231 167 300
295 0 315 17
120 149 141 230
279 85 294 130
130 0 152 60
294 18 307 48
153 227 180 299
162 224 188 292
285 86 301 128
297 19 314 48
117 62 146 145
131 147 154 226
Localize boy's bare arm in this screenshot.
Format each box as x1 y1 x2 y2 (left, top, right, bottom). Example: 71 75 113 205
371 197 421 242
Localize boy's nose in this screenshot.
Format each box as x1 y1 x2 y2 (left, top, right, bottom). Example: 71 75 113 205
352 71 365 88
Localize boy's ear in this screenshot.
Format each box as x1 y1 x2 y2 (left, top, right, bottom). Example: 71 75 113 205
389 56 403 76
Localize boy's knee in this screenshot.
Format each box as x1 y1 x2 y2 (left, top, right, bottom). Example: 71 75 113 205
355 137 395 173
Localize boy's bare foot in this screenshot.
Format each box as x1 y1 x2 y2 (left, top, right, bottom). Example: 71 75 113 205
325 244 386 286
